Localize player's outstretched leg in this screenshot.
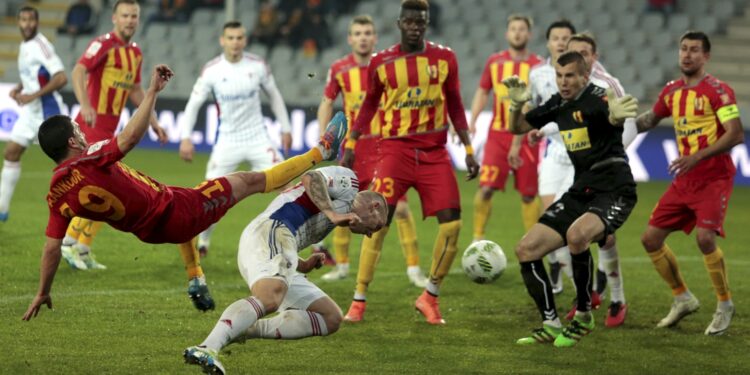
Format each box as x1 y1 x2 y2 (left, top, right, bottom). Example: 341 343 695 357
344 226 390 322
179 241 214 311
242 296 341 340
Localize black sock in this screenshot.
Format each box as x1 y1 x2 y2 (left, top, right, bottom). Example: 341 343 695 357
596 268 608 295
571 249 594 313
549 261 561 285
520 260 558 322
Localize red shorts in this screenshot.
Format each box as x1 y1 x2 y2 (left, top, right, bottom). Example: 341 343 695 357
649 176 734 237
353 138 408 204
139 177 236 243
372 142 459 217
480 131 539 197
76 113 121 143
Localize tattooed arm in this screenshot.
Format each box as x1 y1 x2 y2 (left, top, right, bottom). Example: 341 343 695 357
635 110 666 134
301 171 361 227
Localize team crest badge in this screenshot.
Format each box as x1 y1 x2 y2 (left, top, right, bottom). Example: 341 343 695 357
427 65 438 79
694 97 704 111
572 110 583 123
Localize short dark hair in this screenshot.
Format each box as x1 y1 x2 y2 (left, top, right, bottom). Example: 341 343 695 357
546 19 576 40
113 0 138 13
556 51 588 74
349 14 376 34
401 0 429 12
18 6 39 20
507 14 533 30
38 115 75 163
680 31 711 52
223 20 243 31
568 33 597 54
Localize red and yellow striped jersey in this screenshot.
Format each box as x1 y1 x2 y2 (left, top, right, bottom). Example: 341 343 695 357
479 50 542 133
323 53 380 137
352 41 468 149
654 74 740 180
78 32 142 118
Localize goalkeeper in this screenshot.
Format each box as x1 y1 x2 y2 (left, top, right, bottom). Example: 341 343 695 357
503 51 639 348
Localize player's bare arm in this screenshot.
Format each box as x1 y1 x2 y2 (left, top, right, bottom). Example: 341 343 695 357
128 83 168 144
301 170 361 227
116 65 173 154
317 97 335 137
635 109 665 133
16 71 67 105
72 63 96 126
468 88 490 135
22 236 63 321
669 117 744 176
297 253 326 273
9 83 22 102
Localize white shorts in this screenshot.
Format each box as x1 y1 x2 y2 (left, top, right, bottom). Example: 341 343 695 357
238 219 327 311
206 141 284 179
538 156 574 197
10 109 43 147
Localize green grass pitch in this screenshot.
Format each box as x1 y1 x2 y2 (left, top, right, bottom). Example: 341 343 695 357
1 144 748 374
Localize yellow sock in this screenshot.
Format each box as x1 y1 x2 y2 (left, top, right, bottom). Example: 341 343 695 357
78 219 103 247
66 216 84 239
647 244 688 295
703 247 731 302
263 148 323 192
395 214 419 267
473 191 491 240
179 240 204 279
355 226 389 296
332 226 351 264
520 197 541 232
429 220 461 286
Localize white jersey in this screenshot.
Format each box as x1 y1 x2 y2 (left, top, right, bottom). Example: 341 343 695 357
529 58 569 165
17 33 64 120
181 52 291 146
252 166 359 250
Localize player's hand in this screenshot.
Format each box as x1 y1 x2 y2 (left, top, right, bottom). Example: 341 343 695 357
668 154 701 176
527 129 544 147
9 86 21 102
465 154 479 180
340 148 355 168
606 88 638 125
80 103 97 127
179 139 195 162
297 253 326 274
22 294 52 321
281 132 292 156
151 123 168 145
149 65 174 93
16 93 35 105
329 211 361 228
502 76 531 110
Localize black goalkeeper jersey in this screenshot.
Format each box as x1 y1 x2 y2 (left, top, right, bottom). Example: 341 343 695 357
525 83 634 192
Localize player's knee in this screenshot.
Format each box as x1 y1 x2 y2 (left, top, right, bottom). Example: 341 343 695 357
515 238 536 262
565 227 588 253
480 187 494 201
521 195 535 204
696 231 717 254
323 310 343 334
640 231 662 252
394 201 410 220
3 142 23 161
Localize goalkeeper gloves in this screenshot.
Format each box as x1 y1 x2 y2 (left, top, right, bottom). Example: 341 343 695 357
502 76 531 112
606 88 638 125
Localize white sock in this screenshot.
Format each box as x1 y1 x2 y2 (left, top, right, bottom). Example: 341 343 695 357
718 300 734 312
557 246 575 289
245 310 328 340
599 244 625 303
198 224 216 249
0 160 21 213
75 243 91 256
201 297 266 351
426 281 439 296
353 292 366 301
543 317 562 328
338 263 349 274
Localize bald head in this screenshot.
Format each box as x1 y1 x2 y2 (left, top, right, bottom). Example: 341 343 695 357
350 191 388 236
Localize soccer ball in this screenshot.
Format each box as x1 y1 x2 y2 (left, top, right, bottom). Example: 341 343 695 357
461 240 507 284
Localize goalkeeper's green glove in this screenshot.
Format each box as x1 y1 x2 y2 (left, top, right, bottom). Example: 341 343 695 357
502 76 531 112
606 88 638 125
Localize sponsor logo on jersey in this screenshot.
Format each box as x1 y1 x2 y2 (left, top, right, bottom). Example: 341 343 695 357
561 127 591 152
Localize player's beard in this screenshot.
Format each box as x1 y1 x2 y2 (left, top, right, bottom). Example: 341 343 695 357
510 41 527 51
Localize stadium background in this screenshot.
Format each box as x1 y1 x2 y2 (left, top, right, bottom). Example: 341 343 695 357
1 1 750 374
